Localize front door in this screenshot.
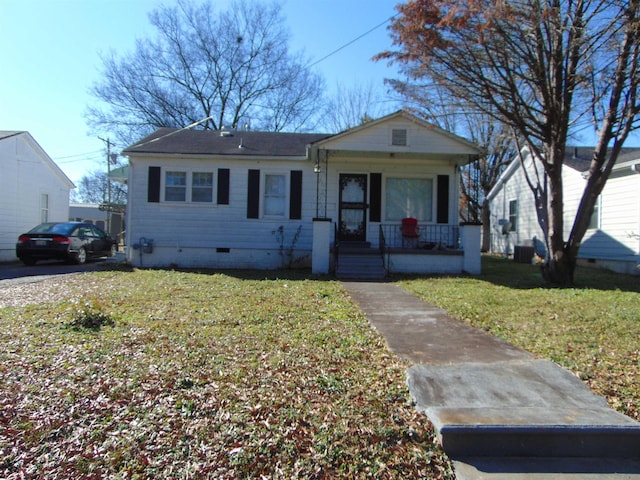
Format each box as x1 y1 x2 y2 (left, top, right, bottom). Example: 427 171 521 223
338 173 368 242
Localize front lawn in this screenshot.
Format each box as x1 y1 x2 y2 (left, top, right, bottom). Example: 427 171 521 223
2 257 638 479
0 270 453 479
397 256 640 420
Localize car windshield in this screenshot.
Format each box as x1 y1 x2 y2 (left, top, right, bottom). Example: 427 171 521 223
29 223 77 235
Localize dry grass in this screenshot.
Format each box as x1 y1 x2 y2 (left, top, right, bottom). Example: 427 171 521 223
0 269 453 479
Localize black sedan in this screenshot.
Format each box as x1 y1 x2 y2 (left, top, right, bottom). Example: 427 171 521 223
16 222 118 266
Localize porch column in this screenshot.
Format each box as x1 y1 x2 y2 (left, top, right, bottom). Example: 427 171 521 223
461 224 482 274
312 218 332 274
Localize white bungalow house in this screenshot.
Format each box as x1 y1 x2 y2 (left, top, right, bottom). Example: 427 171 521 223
487 146 640 275
0 131 74 262
122 111 482 277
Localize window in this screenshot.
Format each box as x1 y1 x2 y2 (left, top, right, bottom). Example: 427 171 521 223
264 174 286 216
508 200 518 232
163 170 215 203
385 177 433 221
588 196 601 229
165 171 186 201
40 194 49 223
192 172 213 202
391 128 408 146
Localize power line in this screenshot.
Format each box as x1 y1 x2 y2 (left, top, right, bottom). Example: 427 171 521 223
56 155 103 164
308 14 397 69
53 149 104 161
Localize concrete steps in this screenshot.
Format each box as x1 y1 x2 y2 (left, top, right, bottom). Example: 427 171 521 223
335 249 387 281
407 360 640 478
335 243 387 280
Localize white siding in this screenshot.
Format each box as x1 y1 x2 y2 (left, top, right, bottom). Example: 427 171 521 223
489 154 542 255
321 118 478 155
126 157 316 268
579 171 640 262
489 150 640 274
0 133 72 262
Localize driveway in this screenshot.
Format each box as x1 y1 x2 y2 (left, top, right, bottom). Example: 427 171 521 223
0 260 110 286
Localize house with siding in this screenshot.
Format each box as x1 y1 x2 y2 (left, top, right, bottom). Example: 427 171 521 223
487 146 640 275
0 131 74 262
122 111 482 276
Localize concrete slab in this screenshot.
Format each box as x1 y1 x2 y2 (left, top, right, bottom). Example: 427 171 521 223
407 360 611 411
344 282 532 364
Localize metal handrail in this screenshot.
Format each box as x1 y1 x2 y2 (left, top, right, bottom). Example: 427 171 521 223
334 222 339 266
379 223 461 250
379 224 390 275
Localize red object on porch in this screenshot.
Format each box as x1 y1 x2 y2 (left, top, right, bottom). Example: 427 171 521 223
401 217 420 238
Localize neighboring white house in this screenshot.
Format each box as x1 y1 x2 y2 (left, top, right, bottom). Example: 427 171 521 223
122 111 483 275
0 131 74 262
487 146 640 275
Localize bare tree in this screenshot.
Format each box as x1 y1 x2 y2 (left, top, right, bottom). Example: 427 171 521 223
71 170 127 206
86 0 325 146
320 82 391 132
378 0 640 284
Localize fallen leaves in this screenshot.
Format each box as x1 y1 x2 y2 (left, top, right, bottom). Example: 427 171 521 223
0 270 454 479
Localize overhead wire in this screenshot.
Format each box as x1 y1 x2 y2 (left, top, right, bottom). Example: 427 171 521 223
307 14 397 69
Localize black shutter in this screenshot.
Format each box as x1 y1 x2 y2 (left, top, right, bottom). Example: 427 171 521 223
437 175 449 224
289 170 303 220
369 173 382 222
247 169 260 218
217 168 230 205
148 166 161 203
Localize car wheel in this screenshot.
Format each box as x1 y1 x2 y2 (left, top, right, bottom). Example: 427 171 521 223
74 247 87 265
109 244 117 257
21 257 36 266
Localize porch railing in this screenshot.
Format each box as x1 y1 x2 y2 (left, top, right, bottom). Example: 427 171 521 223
379 223 461 250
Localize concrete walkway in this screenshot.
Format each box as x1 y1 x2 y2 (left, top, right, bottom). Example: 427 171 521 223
342 281 640 480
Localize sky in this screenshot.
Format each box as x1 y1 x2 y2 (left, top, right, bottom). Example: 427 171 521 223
0 0 402 185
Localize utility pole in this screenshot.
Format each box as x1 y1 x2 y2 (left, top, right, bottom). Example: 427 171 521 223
98 137 114 236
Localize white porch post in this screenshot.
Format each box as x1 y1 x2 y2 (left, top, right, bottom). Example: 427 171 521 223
461 224 482 274
312 218 332 274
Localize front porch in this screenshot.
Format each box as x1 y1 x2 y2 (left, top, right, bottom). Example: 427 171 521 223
314 221 481 278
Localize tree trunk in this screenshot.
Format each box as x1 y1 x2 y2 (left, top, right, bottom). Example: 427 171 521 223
543 150 574 285
481 198 491 252
541 246 576 285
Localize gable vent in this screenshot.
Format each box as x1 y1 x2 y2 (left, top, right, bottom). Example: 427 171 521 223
391 128 407 146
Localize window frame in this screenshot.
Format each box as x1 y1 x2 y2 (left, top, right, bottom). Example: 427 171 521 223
588 195 601 230
191 171 214 203
508 199 518 232
161 168 216 204
262 172 288 218
383 175 435 222
40 193 49 223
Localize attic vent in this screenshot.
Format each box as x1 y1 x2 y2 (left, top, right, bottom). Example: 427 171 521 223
391 128 407 146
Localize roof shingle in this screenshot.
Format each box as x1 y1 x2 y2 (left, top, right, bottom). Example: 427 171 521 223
124 128 332 157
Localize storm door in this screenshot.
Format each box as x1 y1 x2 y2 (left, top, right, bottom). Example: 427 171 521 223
338 173 368 242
